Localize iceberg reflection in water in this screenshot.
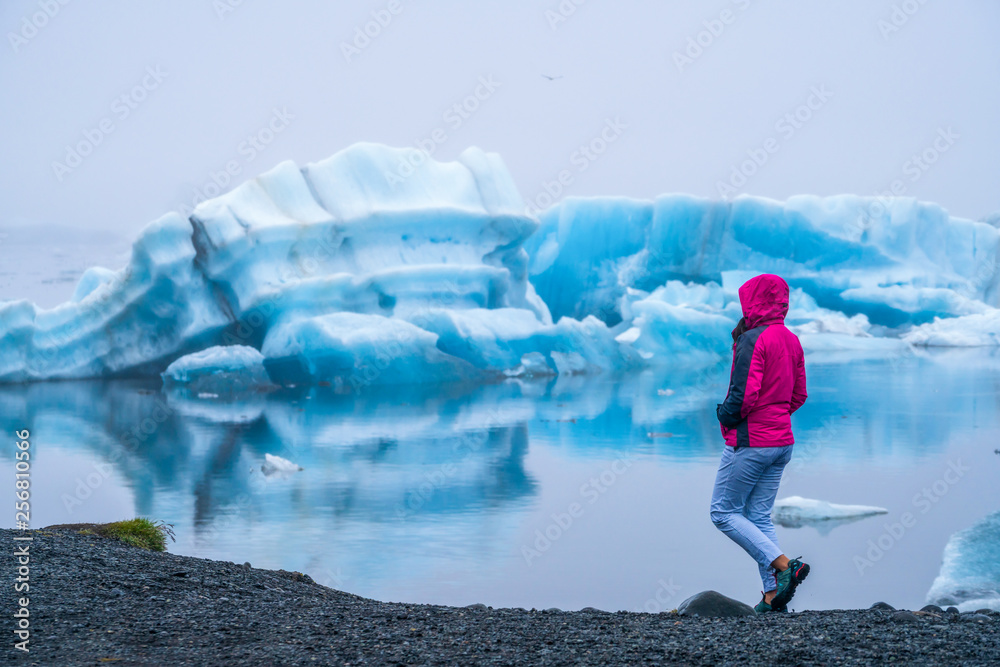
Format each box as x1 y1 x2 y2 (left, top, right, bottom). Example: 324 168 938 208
0 350 997 611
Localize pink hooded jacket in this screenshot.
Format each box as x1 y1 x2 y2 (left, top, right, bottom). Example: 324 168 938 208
716 274 807 448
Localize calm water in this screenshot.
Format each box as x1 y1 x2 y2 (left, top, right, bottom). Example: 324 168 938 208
2 349 998 612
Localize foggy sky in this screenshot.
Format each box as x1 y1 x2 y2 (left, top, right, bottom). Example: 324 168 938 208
1 0 998 239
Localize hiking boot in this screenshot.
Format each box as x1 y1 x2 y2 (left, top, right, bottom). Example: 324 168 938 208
753 593 788 614
771 558 810 611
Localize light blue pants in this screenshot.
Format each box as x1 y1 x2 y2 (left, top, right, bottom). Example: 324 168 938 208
710 444 793 592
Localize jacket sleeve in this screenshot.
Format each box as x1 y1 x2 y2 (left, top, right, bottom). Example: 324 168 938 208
790 352 807 414
716 334 763 428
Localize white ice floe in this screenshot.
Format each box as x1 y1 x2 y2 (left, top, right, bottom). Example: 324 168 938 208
261 453 303 476
772 495 888 528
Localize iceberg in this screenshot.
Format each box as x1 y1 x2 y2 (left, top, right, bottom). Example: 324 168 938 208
1 144 554 385
904 310 1000 347
1 142 998 388
260 453 303 476
772 495 888 528
162 345 274 396
927 511 1000 612
261 312 481 389
0 214 230 382
616 282 739 364
525 194 998 329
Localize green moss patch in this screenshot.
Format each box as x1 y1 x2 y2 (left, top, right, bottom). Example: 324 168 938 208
47 518 176 551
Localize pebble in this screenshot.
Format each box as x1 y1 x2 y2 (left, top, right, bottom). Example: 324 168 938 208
677 591 755 618
962 613 993 623
892 611 922 623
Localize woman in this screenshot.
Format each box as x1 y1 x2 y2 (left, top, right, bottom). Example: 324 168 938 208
711 274 809 613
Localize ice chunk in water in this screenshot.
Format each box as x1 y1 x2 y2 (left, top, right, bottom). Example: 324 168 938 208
261 453 303 476
162 345 273 396
927 510 1000 612
772 495 888 528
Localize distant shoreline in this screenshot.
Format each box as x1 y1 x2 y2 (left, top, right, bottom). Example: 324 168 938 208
4 528 998 666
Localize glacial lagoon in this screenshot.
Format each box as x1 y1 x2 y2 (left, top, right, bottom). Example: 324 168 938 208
3 350 997 613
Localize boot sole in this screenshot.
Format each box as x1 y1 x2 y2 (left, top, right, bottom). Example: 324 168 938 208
772 562 810 611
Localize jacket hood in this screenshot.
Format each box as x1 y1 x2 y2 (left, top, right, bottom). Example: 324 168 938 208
738 274 789 328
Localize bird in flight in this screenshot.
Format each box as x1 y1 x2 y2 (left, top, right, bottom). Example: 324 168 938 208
541 74 564 81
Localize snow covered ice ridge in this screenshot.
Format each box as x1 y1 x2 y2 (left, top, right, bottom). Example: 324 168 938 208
0 142 998 386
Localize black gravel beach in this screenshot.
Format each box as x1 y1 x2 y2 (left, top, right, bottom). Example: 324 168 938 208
4 528 998 666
